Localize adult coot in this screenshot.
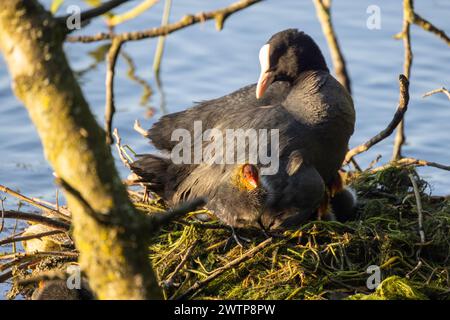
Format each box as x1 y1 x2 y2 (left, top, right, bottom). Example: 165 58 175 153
131 29 356 230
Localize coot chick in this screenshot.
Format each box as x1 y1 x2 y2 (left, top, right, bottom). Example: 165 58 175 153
131 29 355 230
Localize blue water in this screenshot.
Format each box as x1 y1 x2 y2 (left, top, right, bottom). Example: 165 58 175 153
0 0 449 298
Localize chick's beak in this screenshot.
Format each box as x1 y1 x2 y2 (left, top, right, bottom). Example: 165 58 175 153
246 177 259 190
256 44 274 99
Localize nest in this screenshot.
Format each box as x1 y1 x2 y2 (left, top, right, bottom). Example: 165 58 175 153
142 166 450 300
3 166 450 300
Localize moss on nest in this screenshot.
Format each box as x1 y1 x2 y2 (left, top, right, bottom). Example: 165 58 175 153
8 166 450 300
137 166 450 300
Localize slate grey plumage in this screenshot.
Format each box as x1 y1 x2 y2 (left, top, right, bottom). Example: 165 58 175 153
131 29 356 231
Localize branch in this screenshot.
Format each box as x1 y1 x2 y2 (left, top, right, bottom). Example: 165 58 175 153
407 173 425 277
411 12 450 47
0 229 65 246
57 0 131 26
105 38 124 144
371 158 450 173
344 75 409 165
174 237 273 300
392 0 413 161
408 173 425 248
113 128 132 168
66 0 262 43
18 269 69 286
107 0 159 27
144 198 207 232
162 240 198 288
133 119 149 137
423 87 450 100
313 0 351 94
152 0 172 76
1 210 70 231
0 184 71 221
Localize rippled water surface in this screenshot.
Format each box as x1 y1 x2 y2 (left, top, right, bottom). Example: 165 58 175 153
0 0 449 298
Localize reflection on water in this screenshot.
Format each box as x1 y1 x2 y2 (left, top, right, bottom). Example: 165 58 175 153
0 0 449 298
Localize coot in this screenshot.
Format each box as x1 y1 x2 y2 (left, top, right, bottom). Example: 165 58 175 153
131 29 356 230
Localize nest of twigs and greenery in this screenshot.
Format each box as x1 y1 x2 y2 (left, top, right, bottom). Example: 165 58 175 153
2 165 449 300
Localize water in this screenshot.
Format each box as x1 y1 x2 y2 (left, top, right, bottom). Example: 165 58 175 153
0 0 449 298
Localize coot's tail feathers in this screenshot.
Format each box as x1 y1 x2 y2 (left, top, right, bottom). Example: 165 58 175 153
330 187 358 222
130 154 171 192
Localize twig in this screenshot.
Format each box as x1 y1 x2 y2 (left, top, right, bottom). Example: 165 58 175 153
55 178 115 226
153 0 172 76
113 128 132 168
0 270 12 283
392 0 413 161
408 174 425 247
66 0 262 43
174 237 273 300
107 0 159 27
313 0 351 94
0 251 78 275
0 230 65 246
0 184 71 222
145 198 207 232
372 158 450 173
366 154 382 171
163 240 198 287
344 75 409 165
0 251 78 261
407 173 425 277
0 211 70 231
56 0 131 26
0 197 5 233
133 119 149 137
17 269 72 286
423 87 450 100
405 0 450 47
105 38 124 145
30 195 71 217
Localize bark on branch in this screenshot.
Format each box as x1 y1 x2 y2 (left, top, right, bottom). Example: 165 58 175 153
0 0 161 299
105 38 124 144
66 0 262 43
392 0 413 161
344 75 409 165
313 0 351 94
56 0 131 26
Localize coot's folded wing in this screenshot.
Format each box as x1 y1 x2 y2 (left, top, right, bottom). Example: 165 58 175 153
147 82 291 151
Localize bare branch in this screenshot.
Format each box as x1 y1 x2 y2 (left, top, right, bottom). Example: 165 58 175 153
408 173 425 248
313 0 351 94
145 198 207 232
162 240 198 288
0 184 71 221
133 119 149 138
0 211 70 231
345 75 409 165
0 229 65 246
412 12 450 47
107 0 159 27
153 0 172 76
392 0 413 161
372 158 450 173
66 0 262 43
57 0 131 26
113 128 132 168
423 87 450 100
174 237 273 300
105 38 124 144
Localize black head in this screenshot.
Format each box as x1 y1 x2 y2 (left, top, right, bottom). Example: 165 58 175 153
256 29 329 99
